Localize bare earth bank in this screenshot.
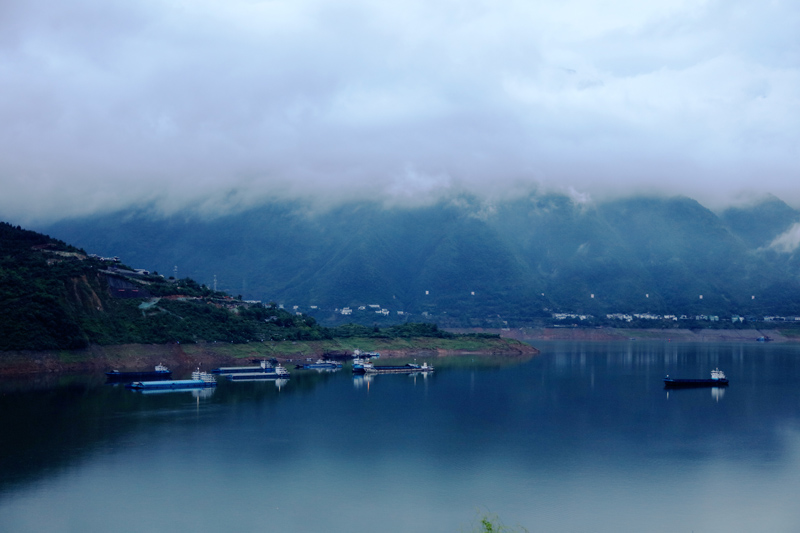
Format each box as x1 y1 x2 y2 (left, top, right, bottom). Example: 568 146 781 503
447 327 799 343
0 337 538 376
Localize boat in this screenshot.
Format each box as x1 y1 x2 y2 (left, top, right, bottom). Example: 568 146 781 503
757 336 772 342
364 362 434 374
295 359 343 370
227 364 291 381
106 364 172 382
126 369 217 390
353 349 380 359
663 368 728 388
213 360 282 375
352 357 374 374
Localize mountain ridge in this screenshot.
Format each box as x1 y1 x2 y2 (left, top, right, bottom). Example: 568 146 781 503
34 193 800 325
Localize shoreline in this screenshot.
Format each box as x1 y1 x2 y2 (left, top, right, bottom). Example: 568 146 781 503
0 336 537 376
472 326 799 343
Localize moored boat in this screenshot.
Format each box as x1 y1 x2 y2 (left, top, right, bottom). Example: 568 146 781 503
296 359 343 370
126 369 217 390
663 368 728 388
106 364 172 382
364 362 434 374
353 349 380 359
227 364 291 381
351 356 374 374
213 360 281 375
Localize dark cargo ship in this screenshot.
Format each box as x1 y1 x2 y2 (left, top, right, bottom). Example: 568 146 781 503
664 368 728 388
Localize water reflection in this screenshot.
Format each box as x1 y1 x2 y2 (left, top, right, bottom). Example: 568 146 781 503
135 387 217 398
711 386 726 402
3 342 800 533
353 374 373 389
665 386 727 402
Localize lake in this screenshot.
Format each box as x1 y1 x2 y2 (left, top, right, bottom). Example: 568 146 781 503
2 341 800 532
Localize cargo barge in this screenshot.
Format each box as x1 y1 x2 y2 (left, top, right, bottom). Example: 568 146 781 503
126 369 217 390
663 368 728 388
106 364 172 382
364 362 434 374
227 365 291 381
296 359 343 370
213 360 282 375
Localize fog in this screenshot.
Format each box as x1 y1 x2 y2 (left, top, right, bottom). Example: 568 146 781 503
1 0 798 223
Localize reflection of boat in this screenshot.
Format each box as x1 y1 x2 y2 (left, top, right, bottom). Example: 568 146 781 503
295 359 343 369
353 374 374 388
663 368 728 388
364 362 434 374
213 360 280 375
227 365 291 381
106 364 171 381
126 369 217 390
139 386 217 399
309 367 341 374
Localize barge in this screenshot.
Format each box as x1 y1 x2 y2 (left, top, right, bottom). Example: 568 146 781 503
296 359 343 370
364 362 434 374
106 364 172 382
126 369 217 390
227 365 291 381
663 368 728 388
213 360 283 375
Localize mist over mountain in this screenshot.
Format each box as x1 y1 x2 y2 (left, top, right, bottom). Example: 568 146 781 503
37 193 800 326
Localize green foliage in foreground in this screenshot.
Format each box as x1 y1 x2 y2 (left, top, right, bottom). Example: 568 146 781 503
464 511 528 533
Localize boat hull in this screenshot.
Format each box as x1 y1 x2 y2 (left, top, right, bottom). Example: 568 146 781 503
105 370 172 382
365 365 433 374
663 378 729 388
212 366 272 374
126 379 217 390
227 372 290 381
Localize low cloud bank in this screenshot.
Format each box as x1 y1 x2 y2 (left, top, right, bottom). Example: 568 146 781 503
769 223 800 254
1 0 799 223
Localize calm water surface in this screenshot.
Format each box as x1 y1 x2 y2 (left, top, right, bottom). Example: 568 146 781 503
2 341 800 532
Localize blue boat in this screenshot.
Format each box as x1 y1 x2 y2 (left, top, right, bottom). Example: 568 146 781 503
106 364 172 382
126 369 217 390
352 356 374 374
663 368 728 388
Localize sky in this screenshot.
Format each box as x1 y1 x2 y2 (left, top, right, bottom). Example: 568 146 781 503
1 0 799 224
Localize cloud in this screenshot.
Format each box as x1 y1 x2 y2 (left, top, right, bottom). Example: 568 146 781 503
0 0 799 223
769 222 800 253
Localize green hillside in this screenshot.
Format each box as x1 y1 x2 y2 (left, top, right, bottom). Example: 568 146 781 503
2 222 498 351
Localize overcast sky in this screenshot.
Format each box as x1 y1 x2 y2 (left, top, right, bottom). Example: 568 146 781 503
1 0 798 223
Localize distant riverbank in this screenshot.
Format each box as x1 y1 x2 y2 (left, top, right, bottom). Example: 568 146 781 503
448 326 800 343
0 336 537 375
